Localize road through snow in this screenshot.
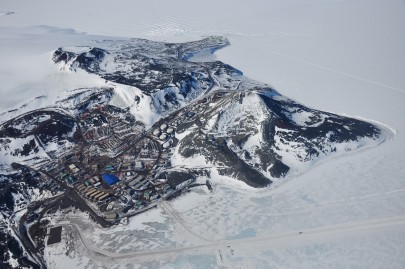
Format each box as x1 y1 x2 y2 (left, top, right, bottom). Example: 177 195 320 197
58 215 405 261
159 200 211 244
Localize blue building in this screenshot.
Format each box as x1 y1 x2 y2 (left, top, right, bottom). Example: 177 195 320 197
102 174 119 186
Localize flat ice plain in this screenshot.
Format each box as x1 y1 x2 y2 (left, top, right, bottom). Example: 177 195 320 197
1 0 405 268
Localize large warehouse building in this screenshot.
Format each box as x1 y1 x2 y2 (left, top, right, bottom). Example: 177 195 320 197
102 174 120 186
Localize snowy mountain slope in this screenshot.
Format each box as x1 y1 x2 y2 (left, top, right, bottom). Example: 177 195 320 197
52 37 236 116
173 87 390 187
0 110 79 168
0 165 55 269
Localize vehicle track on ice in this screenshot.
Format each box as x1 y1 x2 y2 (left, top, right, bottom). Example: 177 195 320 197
55 215 405 261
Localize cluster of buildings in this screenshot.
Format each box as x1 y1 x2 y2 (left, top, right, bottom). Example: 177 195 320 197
83 126 111 141
40 104 203 223
76 182 110 201
46 150 165 222
127 174 150 189
79 105 144 158
66 164 113 202
110 118 143 139
107 137 161 179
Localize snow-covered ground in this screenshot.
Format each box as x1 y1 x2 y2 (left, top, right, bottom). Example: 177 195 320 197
1 0 405 268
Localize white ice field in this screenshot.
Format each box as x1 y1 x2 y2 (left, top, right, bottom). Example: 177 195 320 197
1 0 405 268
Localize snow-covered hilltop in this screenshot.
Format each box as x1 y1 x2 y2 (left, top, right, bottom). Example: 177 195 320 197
172 88 389 187
52 37 232 115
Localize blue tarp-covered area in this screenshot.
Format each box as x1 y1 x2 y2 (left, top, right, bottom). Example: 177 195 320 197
102 174 119 186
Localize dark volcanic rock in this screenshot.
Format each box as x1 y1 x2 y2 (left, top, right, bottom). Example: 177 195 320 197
174 89 386 187
0 111 79 143
52 37 231 108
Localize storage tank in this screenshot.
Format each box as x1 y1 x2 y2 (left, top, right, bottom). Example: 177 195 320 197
160 124 168 131
153 129 160 136
159 134 168 141
162 141 172 149
166 127 174 134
